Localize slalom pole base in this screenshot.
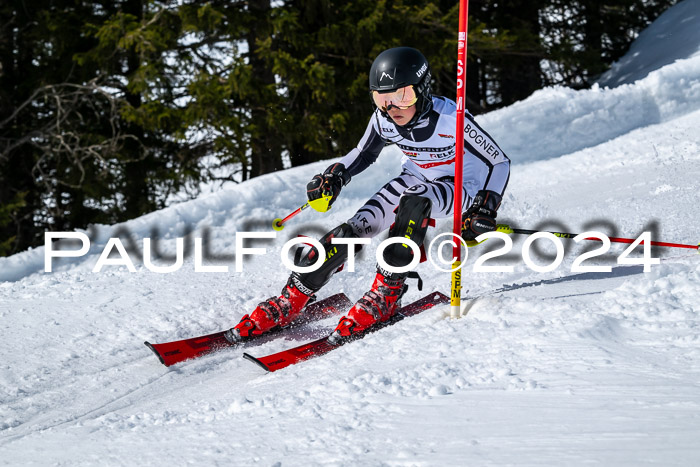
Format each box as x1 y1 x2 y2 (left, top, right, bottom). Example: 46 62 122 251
450 261 462 319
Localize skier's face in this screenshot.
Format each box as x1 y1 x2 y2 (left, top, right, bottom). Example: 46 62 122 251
372 85 418 126
387 104 417 126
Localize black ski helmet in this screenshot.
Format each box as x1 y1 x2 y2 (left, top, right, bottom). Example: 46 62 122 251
369 47 432 125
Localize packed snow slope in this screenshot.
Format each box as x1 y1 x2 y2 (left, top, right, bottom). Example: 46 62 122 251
2 5 700 466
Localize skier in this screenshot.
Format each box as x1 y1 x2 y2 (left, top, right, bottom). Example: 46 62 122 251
226 46 510 343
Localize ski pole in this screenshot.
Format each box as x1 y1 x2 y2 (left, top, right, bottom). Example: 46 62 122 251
495 224 700 252
272 195 332 231
272 203 309 231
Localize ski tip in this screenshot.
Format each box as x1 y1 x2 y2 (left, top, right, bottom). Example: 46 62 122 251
144 341 167 366
243 352 271 372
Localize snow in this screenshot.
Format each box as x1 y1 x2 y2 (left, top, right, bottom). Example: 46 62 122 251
480 52 700 164
2 2 700 465
597 0 700 88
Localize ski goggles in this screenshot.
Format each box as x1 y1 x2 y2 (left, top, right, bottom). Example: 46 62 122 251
371 85 418 112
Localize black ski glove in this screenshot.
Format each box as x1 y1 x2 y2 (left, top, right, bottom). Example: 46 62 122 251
461 190 502 241
307 163 351 207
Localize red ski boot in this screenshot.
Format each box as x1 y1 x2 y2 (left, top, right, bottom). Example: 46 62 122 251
330 269 407 343
226 277 314 343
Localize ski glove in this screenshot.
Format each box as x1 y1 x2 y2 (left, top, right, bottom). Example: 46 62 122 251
307 163 351 207
461 190 502 241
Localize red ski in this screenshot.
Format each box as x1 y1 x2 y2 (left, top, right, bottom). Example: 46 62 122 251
145 293 351 367
243 292 449 372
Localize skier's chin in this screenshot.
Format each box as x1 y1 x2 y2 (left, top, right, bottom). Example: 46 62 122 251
391 115 407 126
388 106 416 126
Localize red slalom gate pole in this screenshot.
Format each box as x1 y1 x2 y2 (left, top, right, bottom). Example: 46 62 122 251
450 0 469 319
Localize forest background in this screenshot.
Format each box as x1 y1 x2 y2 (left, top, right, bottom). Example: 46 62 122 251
0 0 677 256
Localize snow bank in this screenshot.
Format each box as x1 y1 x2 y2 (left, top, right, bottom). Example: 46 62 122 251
598 0 700 88
478 55 700 164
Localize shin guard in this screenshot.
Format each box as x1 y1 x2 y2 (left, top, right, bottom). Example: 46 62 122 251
294 223 360 291
384 195 432 269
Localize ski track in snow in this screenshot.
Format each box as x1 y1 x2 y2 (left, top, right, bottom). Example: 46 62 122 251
2 4 700 464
